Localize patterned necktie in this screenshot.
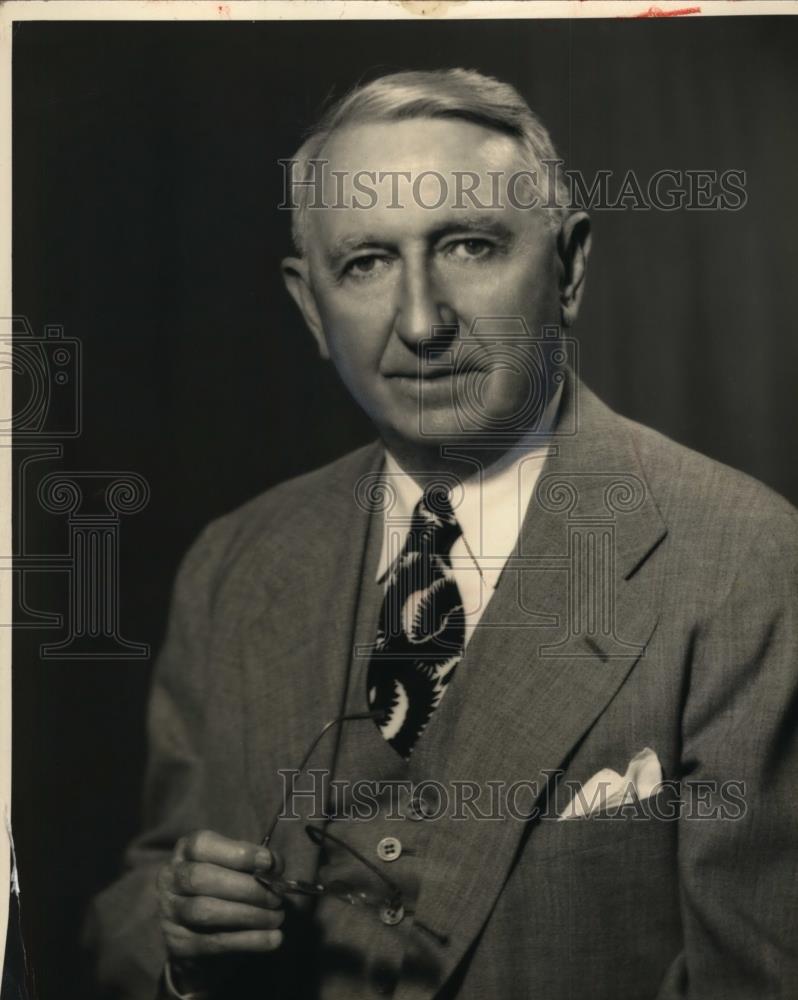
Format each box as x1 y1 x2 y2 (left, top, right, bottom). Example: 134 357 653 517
367 483 466 759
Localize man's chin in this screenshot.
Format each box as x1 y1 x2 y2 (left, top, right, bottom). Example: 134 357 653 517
372 379 539 456
380 412 493 455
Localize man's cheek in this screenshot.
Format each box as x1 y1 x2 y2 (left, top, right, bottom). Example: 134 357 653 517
451 272 537 324
326 341 383 401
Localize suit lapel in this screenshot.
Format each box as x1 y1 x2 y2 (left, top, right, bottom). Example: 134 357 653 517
398 378 667 998
238 443 383 875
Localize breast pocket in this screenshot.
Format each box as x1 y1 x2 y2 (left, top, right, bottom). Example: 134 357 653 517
529 788 679 860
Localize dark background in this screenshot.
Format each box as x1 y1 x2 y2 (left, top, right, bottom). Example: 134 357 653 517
11 15 798 998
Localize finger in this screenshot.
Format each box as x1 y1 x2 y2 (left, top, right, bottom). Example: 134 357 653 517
163 920 283 959
176 896 285 933
261 847 285 877
168 861 282 908
176 830 275 874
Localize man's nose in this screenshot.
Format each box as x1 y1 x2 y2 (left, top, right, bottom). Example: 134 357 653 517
393 264 457 352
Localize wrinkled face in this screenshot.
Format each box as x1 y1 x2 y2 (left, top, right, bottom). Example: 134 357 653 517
284 118 586 454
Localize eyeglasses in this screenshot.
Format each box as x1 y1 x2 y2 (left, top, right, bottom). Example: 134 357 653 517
255 710 447 943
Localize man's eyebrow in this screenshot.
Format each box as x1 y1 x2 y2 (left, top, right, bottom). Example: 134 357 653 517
324 235 391 269
324 217 514 269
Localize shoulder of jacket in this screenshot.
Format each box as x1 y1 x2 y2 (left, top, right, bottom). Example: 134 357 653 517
620 413 796 529
175 440 381 591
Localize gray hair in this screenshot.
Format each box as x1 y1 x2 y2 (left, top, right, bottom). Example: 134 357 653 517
287 68 570 255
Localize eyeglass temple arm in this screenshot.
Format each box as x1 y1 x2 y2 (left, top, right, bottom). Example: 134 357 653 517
305 825 448 946
261 709 387 848
304 824 401 900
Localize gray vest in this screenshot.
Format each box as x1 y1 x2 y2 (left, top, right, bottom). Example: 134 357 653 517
312 508 450 999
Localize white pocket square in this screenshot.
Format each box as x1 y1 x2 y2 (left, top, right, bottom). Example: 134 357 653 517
557 747 663 820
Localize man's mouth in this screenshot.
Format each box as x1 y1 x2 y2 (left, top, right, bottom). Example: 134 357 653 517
387 371 453 381
384 366 482 381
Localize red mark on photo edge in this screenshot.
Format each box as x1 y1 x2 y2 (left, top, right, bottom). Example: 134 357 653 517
630 5 702 16
217 3 231 17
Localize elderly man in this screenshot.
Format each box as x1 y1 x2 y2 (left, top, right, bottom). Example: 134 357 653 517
87 69 798 1000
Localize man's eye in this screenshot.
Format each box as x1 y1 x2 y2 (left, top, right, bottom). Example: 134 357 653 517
344 255 391 279
447 239 493 261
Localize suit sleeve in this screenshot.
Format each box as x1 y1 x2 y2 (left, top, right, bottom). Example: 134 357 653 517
656 511 798 998
83 524 221 1000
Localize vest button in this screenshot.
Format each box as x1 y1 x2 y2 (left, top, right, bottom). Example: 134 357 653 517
379 903 405 926
376 836 402 862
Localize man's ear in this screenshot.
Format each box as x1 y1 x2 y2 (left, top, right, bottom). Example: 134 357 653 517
281 256 329 359
556 211 592 328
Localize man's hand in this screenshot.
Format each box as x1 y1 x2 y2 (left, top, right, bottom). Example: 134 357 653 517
157 830 285 965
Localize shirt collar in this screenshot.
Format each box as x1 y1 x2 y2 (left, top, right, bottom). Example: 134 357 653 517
375 382 562 585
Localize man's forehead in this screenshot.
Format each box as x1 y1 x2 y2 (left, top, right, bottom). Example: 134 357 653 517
295 117 557 258
301 117 545 254
321 117 524 176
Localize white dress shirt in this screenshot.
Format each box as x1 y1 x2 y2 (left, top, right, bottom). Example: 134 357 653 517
376 388 561 647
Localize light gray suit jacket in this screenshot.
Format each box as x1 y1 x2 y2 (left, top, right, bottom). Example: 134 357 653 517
86 378 798 999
